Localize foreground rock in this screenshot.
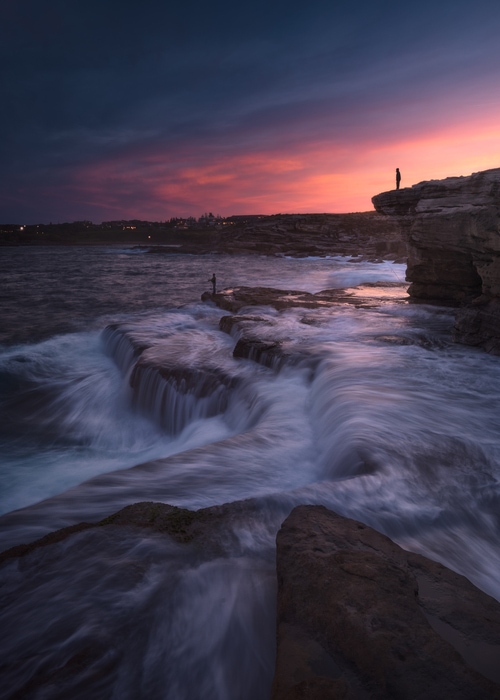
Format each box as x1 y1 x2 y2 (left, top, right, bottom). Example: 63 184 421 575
372 167 500 353
272 505 500 699
3 501 500 698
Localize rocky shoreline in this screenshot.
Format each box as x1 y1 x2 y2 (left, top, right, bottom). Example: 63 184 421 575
3 168 500 697
2 501 500 698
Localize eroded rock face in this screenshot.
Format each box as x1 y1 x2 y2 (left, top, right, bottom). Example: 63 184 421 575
272 505 500 700
372 168 500 352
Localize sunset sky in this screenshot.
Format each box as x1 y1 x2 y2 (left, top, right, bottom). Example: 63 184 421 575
1 0 500 223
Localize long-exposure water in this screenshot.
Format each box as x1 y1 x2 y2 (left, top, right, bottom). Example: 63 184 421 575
1 245 500 699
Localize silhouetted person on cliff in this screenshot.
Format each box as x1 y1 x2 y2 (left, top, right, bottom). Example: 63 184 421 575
209 273 216 294
396 168 401 190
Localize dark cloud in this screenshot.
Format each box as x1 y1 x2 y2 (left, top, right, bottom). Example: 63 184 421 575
1 0 500 221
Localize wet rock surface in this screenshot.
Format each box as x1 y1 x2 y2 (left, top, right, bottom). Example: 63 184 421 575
454 296 500 355
272 505 500 699
218 315 321 372
205 283 407 371
0 499 278 700
372 167 500 353
0 499 265 566
103 323 243 434
203 283 408 313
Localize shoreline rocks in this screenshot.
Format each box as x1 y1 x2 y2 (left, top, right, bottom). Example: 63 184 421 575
2 502 500 698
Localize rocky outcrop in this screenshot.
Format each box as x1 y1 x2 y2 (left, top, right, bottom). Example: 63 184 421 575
218 316 321 371
202 283 408 314
272 505 500 699
372 168 500 353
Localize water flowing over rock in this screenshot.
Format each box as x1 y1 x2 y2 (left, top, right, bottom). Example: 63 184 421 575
3 501 500 699
272 505 500 699
372 167 500 353
0 500 279 700
102 324 245 435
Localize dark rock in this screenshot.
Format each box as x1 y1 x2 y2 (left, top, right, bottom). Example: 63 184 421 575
141 213 405 259
454 298 500 354
218 314 272 336
272 505 500 699
214 212 405 258
204 286 324 312
219 315 321 372
3 501 500 698
233 338 286 369
0 499 279 700
0 522 95 565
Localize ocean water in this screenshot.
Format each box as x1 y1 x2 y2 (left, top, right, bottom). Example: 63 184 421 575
1 246 500 699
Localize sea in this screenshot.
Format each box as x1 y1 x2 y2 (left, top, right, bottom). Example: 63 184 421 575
1 245 500 699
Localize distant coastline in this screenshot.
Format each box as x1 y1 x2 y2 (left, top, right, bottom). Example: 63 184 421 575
0 212 406 261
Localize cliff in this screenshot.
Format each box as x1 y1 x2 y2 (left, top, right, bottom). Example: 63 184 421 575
372 168 500 353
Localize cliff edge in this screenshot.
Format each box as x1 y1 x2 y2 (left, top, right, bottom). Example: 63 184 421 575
372 168 500 353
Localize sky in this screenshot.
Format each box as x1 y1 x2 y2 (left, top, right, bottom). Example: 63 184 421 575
1 0 500 223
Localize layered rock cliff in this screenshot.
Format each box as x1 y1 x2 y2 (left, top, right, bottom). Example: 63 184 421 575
372 168 500 353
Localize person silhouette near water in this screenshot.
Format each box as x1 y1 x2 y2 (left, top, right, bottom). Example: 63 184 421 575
209 273 216 294
396 168 401 190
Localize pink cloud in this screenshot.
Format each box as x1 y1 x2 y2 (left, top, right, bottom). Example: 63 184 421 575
66 107 500 220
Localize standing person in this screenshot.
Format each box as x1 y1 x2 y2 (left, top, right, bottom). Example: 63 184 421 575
209 273 216 294
396 168 401 190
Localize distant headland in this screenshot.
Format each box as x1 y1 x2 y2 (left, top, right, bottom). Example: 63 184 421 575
0 212 406 261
